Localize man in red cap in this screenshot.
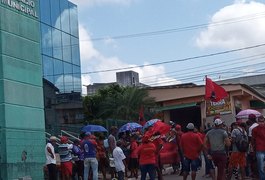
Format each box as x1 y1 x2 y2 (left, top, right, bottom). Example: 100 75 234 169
58 136 73 180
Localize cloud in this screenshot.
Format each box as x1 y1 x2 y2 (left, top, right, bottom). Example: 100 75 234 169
70 0 135 7
79 25 180 94
196 1 265 50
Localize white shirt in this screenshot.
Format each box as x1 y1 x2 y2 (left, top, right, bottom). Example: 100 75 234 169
113 146 126 172
249 123 259 137
45 142 56 165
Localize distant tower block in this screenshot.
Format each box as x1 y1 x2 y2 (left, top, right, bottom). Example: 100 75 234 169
116 71 140 87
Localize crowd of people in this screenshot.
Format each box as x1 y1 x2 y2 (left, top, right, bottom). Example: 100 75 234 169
45 113 265 180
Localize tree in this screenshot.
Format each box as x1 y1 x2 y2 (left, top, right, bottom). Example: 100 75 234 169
83 84 156 123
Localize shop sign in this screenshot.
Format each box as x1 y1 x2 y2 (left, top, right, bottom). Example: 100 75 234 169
206 98 232 117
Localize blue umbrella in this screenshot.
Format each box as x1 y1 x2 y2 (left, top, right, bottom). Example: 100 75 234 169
118 122 142 133
143 119 161 130
81 125 108 133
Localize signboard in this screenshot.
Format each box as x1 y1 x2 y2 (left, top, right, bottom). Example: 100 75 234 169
206 98 232 117
1 0 38 18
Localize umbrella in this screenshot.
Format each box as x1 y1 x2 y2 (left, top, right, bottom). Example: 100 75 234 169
150 121 171 135
143 119 161 130
81 125 108 133
236 109 261 119
118 122 142 133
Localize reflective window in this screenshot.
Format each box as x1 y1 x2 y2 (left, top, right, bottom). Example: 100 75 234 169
60 0 70 34
50 0 61 29
54 59 64 91
43 55 54 83
63 62 73 93
73 65 81 92
69 3 79 37
71 36 80 66
52 28 63 60
62 32 72 63
41 24 53 56
40 0 51 25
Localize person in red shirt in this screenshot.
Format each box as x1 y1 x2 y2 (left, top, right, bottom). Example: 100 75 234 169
180 123 203 180
129 134 139 179
150 132 164 180
137 135 156 180
251 115 265 180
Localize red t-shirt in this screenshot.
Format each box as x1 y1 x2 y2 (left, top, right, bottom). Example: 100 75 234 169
130 140 138 158
137 142 156 165
180 131 203 160
252 124 265 151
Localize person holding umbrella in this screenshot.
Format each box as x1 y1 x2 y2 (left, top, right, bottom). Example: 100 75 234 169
81 132 98 180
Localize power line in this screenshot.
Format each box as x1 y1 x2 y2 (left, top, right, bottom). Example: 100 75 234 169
140 53 265 80
82 42 265 74
145 62 265 86
86 12 265 42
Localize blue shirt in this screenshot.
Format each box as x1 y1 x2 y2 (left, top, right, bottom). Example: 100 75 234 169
82 139 97 158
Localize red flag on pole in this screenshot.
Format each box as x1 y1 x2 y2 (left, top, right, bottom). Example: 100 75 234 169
205 77 228 102
138 106 146 126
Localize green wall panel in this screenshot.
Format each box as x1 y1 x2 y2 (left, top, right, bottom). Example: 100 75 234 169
2 79 43 108
5 104 44 129
0 6 39 42
1 31 41 64
1 55 42 86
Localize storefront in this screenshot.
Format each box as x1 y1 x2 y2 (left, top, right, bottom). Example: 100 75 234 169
148 83 265 130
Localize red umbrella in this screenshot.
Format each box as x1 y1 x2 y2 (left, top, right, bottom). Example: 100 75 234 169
149 121 171 135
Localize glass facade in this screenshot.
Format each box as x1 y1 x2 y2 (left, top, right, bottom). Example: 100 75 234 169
40 0 81 93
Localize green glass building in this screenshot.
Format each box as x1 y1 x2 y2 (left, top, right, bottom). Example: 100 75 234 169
0 0 81 179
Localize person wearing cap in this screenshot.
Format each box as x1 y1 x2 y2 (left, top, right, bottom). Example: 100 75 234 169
180 123 203 180
227 122 248 180
205 118 231 180
251 115 265 180
58 136 73 180
81 132 98 180
45 136 57 180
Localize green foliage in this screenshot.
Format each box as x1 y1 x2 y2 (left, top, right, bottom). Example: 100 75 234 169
83 84 156 122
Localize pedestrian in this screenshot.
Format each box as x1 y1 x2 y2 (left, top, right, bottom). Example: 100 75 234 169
72 139 84 180
108 126 118 179
113 140 127 180
175 124 184 176
180 123 203 180
227 122 248 180
129 134 139 179
204 118 231 180
251 115 265 180
58 136 73 180
82 132 98 180
45 136 57 180
97 134 108 180
247 113 259 178
137 135 156 180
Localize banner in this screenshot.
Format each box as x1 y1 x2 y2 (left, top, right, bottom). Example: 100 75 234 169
206 99 232 117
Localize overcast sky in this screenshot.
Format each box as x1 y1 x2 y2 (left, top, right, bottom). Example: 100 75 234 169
69 0 265 94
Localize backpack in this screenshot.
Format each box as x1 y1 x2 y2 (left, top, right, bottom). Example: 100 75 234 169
235 128 249 152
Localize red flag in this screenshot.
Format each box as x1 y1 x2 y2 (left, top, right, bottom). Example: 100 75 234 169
205 77 228 102
138 106 146 126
